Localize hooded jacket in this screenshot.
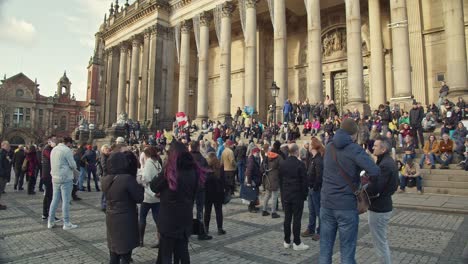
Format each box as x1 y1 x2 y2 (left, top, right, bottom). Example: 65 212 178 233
321 129 380 210
263 151 282 191
216 138 225 159
50 143 77 184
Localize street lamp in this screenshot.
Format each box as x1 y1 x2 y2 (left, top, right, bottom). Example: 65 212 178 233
153 106 160 131
78 124 85 144
88 123 95 144
270 81 280 141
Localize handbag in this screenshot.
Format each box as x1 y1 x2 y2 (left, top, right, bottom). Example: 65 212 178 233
21 159 29 172
330 144 370 215
240 183 258 202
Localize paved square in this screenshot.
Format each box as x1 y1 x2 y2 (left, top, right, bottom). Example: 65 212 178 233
0 186 467 264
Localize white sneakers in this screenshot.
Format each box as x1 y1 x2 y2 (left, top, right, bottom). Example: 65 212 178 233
284 241 309 251
293 242 309 251
63 223 78 230
47 222 78 230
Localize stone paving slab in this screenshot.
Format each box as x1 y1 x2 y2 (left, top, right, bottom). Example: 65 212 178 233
0 184 467 264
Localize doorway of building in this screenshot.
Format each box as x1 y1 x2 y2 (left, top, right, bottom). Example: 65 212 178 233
331 69 370 115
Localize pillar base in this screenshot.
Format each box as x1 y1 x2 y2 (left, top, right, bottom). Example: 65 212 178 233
194 116 208 128
344 102 371 117
217 114 233 126
390 96 414 112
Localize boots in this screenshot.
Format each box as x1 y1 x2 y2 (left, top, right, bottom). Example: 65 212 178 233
197 221 212 241
139 223 146 247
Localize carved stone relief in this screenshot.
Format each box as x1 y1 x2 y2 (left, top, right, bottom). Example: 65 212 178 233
322 27 347 58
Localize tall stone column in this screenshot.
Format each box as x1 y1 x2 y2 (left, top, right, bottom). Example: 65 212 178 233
218 2 236 122
274 0 287 112
390 0 412 98
139 29 151 122
306 0 322 104
369 0 386 107
443 0 468 96
104 49 113 127
117 42 129 116
178 20 192 114
345 0 365 104
245 0 258 112
196 12 212 121
128 36 141 120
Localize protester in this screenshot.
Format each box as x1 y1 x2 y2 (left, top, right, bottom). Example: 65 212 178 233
150 141 206 263
319 119 380 264
48 137 79 230
24 145 39 195
102 151 144 264
280 143 309 251
13 145 25 191
82 145 100 192
262 141 282 219
204 152 226 235
100 144 111 211
368 136 399 264
243 147 261 213
0 141 11 210
420 135 439 169
302 137 324 241
398 157 423 194
409 102 425 148
436 133 454 169
234 140 247 185
138 146 162 248
221 140 237 195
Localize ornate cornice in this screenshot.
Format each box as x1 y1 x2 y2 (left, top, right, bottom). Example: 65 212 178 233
171 0 192 11
222 1 236 17
119 41 130 52
180 19 193 33
199 11 213 27
245 0 258 9
131 35 142 46
102 0 170 40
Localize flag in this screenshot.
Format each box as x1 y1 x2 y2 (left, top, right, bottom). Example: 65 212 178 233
176 112 188 127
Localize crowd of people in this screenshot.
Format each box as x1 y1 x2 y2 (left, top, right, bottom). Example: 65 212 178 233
0 89 467 263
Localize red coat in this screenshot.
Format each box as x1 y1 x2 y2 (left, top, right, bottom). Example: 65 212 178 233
25 152 39 177
304 121 312 130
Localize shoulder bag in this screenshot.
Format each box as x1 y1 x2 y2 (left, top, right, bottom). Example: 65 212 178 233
330 144 370 214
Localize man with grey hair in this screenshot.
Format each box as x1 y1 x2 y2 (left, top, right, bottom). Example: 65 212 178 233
368 135 399 264
0 141 11 210
279 143 309 251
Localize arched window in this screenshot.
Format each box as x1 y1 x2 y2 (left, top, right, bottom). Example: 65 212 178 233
60 116 67 130
16 89 24 97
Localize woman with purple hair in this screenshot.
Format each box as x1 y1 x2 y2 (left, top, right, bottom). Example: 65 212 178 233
150 141 206 264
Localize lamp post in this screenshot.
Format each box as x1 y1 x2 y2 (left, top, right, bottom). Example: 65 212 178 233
153 106 160 131
270 81 280 141
88 123 95 144
78 124 84 144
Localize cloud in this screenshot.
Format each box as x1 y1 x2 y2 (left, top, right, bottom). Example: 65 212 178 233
0 16 37 46
76 0 109 18
79 37 95 48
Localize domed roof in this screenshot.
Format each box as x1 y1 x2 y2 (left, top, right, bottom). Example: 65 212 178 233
60 71 70 83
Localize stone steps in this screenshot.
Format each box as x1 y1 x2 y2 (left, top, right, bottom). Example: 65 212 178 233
414 168 468 196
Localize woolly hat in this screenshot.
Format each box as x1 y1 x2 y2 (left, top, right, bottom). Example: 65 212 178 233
341 118 358 135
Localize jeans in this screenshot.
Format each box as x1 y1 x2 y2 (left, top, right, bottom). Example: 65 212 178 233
436 153 453 166
319 207 359 264
262 190 279 213
27 175 36 194
402 153 416 164
224 171 236 194
48 181 73 224
78 167 86 190
368 210 392 264
42 179 53 217
283 113 289 123
87 164 99 191
307 189 321 234
139 202 160 226
237 160 246 185
419 153 436 167
14 168 24 189
195 190 205 222
283 200 304 245
400 175 423 191
411 127 424 148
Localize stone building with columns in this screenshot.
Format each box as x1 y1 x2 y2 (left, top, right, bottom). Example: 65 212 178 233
93 0 468 127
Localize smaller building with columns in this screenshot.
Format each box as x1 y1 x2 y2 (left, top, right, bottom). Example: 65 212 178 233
92 0 468 127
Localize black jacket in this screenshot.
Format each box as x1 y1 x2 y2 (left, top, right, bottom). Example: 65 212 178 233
13 149 25 171
245 155 261 186
307 153 323 191
0 149 10 179
279 156 308 202
41 146 53 181
205 167 226 204
150 168 199 239
102 152 144 254
234 145 247 162
409 107 424 128
368 153 399 213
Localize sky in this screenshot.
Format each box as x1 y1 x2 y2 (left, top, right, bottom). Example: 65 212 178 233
0 0 110 100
